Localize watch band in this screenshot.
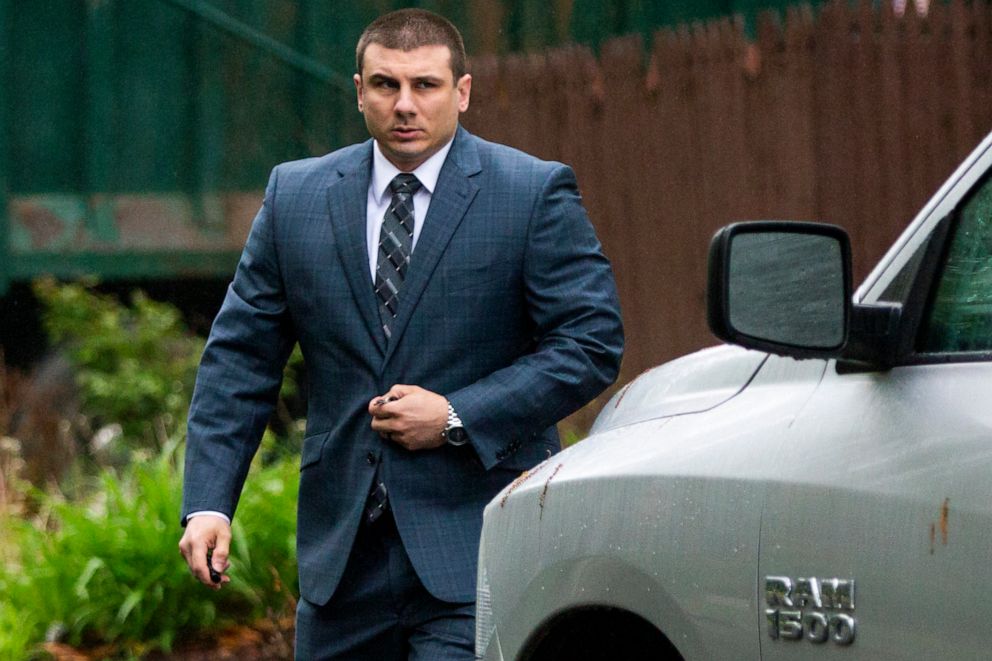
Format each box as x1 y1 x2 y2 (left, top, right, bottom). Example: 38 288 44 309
443 401 468 446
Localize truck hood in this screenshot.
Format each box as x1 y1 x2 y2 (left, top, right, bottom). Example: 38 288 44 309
589 345 768 434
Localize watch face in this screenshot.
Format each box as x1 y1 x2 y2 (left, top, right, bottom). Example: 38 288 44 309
447 427 468 446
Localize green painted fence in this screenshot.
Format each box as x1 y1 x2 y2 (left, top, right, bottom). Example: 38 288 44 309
0 0 822 295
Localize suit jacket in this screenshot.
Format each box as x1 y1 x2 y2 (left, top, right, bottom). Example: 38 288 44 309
182 126 623 605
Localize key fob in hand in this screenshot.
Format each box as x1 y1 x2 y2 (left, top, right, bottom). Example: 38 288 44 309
206 548 222 584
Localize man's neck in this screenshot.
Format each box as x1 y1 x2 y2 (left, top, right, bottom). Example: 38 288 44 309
371 136 455 199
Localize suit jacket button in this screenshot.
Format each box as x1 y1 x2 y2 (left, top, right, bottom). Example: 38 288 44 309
366 452 376 466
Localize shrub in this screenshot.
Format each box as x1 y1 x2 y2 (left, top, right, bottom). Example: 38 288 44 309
2 280 307 656
31 279 306 463
32 279 203 451
0 437 299 658
0 599 39 661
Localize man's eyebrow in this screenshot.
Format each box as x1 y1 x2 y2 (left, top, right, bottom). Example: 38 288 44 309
366 72 446 84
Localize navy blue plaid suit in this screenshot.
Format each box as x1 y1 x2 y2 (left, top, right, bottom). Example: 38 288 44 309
181 126 623 609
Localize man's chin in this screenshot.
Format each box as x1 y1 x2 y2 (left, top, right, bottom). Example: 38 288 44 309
382 143 432 171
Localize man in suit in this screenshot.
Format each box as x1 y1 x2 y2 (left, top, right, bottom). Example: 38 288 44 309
178 8 623 660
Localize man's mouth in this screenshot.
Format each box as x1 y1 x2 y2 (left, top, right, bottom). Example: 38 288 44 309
391 127 422 139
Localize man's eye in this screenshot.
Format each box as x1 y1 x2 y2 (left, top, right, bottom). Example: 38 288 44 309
415 81 437 89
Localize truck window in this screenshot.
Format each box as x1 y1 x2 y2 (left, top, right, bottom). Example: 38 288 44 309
919 175 992 353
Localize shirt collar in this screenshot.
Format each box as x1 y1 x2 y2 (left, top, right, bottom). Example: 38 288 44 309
371 136 454 205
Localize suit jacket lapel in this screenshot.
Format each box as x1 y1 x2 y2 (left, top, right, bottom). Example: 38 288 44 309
382 128 482 367
325 142 387 356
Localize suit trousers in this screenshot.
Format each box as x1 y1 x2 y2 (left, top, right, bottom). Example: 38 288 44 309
294 509 475 661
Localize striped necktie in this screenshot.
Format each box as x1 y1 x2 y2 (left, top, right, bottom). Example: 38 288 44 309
374 173 422 339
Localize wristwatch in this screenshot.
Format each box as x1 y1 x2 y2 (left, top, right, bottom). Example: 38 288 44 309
442 401 468 446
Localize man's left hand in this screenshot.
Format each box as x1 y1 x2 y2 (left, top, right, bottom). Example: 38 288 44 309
368 384 448 450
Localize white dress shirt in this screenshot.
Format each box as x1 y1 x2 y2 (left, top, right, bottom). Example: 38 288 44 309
365 137 453 280
188 137 455 527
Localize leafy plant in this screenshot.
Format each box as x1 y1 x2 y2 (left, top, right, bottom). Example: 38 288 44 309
0 438 299 658
32 279 203 451
3 281 307 657
0 598 40 661
31 279 307 463
227 429 301 612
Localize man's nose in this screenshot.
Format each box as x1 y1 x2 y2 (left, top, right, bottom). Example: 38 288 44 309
394 85 416 114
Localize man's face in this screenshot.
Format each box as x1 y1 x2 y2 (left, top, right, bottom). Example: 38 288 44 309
354 43 471 172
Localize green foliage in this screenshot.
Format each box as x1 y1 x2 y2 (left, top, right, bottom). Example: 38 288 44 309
560 427 584 447
0 599 40 661
0 438 299 658
32 278 203 450
31 278 306 461
228 430 300 611
0 280 306 657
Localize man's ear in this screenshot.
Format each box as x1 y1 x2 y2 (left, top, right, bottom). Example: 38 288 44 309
457 74 472 113
354 73 364 112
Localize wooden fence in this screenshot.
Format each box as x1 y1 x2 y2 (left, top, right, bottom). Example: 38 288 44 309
462 0 992 411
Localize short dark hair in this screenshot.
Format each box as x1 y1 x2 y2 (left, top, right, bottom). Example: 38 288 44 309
356 8 467 80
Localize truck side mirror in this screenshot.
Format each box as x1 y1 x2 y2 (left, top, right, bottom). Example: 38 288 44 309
707 222 853 359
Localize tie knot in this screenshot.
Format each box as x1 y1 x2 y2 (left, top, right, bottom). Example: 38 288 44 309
390 173 422 196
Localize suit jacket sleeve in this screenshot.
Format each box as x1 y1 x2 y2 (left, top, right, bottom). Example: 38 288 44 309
181 167 296 524
446 164 624 470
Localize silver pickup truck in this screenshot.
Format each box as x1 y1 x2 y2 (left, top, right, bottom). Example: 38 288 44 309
476 129 992 661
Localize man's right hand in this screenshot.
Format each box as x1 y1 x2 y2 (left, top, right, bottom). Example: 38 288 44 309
178 515 232 590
